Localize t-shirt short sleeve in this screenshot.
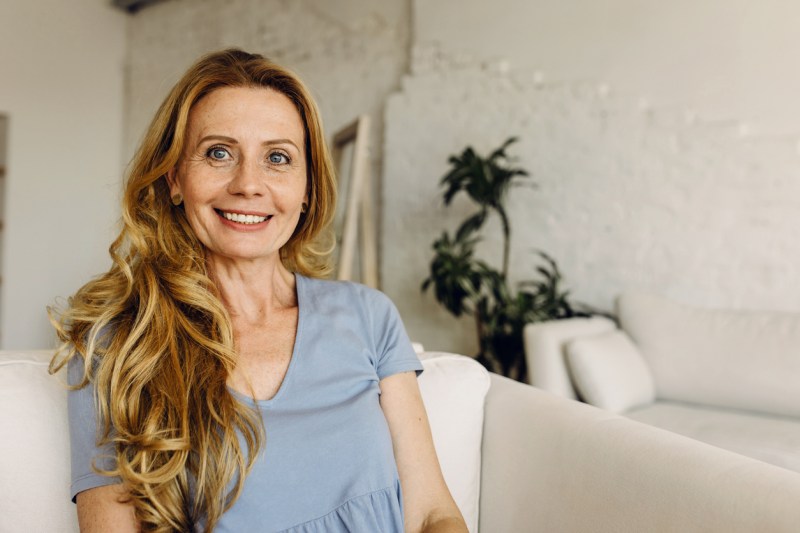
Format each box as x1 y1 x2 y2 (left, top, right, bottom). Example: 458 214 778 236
67 356 120 502
367 290 424 380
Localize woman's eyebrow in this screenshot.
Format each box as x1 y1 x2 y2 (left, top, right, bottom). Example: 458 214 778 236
263 138 301 151
198 134 238 145
197 135 300 151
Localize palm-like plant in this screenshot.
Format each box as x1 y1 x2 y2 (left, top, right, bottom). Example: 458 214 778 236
440 137 528 278
423 138 587 381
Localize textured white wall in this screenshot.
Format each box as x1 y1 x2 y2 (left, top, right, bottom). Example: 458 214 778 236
414 0 800 137
0 1 126 348
383 1 800 354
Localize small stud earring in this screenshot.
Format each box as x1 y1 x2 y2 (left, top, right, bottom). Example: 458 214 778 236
171 193 183 206
301 202 308 213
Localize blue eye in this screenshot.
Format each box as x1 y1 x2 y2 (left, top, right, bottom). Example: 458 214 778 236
207 147 230 160
269 152 289 164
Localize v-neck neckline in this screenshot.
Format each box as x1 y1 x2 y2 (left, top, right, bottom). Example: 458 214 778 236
227 273 305 408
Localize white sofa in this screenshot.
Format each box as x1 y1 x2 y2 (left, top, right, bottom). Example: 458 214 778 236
3 349 800 532
524 291 800 475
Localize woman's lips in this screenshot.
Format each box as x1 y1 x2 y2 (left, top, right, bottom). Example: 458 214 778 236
215 209 272 229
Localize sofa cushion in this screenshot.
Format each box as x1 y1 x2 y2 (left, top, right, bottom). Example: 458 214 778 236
417 352 490 533
628 401 800 474
524 316 617 399
618 292 800 418
0 350 79 532
566 330 655 413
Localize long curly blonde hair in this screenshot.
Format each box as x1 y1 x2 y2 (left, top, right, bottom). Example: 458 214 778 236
49 49 336 532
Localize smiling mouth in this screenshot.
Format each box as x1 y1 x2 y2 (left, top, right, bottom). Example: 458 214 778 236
215 209 272 225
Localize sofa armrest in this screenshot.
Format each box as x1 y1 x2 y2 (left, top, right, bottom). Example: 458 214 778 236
0 350 78 532
479 374 800 532
523 317 616 398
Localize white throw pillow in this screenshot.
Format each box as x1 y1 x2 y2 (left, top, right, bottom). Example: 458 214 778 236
566 330 655 413
0 350 78 532
417 352 490 533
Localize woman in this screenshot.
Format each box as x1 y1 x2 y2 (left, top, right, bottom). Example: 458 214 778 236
50 49 467 533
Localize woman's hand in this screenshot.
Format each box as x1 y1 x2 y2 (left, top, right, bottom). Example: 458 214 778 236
76 484 140 533
379 372 469 533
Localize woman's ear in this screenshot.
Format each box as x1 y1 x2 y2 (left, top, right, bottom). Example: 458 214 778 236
166 167 181 197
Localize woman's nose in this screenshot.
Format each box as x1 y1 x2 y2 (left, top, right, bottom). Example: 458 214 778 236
227 157 265 196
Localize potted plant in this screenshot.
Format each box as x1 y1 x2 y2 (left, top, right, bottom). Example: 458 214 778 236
422 138 587 381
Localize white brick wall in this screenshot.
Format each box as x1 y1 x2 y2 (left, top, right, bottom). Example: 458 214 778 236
383 44 800 354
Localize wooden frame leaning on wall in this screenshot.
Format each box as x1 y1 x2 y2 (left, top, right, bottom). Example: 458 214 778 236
331 115 378 288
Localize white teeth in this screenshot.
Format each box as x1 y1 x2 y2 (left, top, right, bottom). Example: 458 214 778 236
222 211 268 224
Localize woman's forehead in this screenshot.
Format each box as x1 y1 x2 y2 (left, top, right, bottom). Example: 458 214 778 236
187 86 305 146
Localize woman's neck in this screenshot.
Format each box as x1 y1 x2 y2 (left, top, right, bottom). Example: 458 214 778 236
207 255 297 325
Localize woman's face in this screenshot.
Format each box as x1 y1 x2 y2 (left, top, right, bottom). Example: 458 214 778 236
167 86 308 268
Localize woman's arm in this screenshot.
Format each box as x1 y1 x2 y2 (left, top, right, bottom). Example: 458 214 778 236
380 371 468 533
76 484 140 533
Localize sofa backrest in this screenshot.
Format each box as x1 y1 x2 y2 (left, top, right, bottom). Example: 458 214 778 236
618 292 800 418
0 349 489 533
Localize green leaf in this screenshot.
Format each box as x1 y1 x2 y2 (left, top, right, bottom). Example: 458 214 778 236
455 211 487 241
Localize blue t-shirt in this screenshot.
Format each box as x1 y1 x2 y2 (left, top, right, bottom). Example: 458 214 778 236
68 275 424 532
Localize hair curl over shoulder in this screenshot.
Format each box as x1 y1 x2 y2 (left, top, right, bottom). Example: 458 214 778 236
49 49 336 532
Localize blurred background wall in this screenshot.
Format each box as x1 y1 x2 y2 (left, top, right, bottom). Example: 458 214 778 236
0 0 125 348
4 0 800 353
